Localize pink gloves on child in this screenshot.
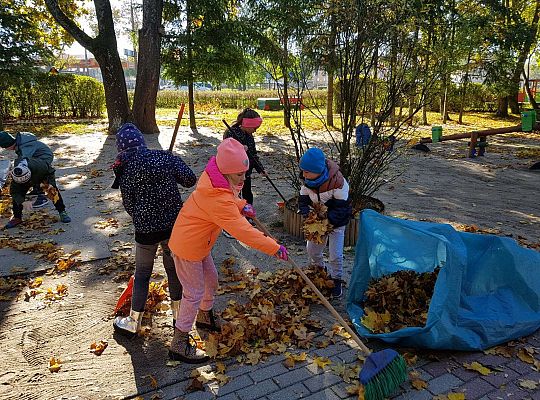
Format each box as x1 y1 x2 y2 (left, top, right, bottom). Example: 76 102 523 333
276 245 289 261
242 204 256 218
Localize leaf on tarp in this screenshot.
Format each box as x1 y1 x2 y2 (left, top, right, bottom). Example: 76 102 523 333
463 361 492 375
361 309 391 333
361 268 440 332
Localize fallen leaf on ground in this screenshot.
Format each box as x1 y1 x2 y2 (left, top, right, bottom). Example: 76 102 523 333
186 377 204 392
463 361 491 375
409 370 428 390
90 340 108 356
518 379 538 390
313 356 331 369
49 357 62 372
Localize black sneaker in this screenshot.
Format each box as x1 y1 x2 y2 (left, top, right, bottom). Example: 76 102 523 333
32 195 50 209
331 279 343 299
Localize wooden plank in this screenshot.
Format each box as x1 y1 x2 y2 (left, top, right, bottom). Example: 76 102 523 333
419 124 522 144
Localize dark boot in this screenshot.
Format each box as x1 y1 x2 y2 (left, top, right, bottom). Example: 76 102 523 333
196 309 220 332
168 328 209 364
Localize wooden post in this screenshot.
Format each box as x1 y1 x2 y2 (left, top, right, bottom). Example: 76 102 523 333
468 131 478 158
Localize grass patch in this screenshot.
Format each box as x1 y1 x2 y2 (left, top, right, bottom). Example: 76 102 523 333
4 118 108 137
2 107 524 140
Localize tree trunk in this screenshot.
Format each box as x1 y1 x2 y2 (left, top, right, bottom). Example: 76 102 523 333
132 0 162 134
326 69 334 127
282 36 291 128
496 96 509 117
45 0 130 133
458 50 472 124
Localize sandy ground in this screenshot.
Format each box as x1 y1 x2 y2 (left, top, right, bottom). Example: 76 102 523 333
0 122 539 399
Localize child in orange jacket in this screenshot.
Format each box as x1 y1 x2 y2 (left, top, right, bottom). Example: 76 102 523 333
168 138 288 364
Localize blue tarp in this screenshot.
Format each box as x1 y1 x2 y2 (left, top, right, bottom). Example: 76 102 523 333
347 210 540 351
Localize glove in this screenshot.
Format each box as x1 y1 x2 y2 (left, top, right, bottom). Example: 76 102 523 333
275 245 289 261
242 204 256 218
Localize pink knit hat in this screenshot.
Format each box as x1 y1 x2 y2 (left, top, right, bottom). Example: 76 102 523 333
216 138 249 174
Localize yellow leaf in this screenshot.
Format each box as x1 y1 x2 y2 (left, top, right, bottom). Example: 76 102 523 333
28 277 43 288
361 309 391 333
345 383 365 399
518 379 538 390
49 357 62 373
215 362 226 374
205 334 219 358
313 356 331 369
446 394 466 400
143 374 158 389
517 348 535 364
409 370 428 390
463 361 491 375
245 350 261 365
90 340 108 356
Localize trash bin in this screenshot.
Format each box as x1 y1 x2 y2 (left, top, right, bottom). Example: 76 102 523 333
521 110 536 132
431 126 443 143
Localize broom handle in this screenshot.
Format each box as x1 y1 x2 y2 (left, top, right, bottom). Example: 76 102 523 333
169 103 185 152
251 217 372 355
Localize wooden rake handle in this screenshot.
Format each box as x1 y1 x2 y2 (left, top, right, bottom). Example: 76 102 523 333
251 217 372 355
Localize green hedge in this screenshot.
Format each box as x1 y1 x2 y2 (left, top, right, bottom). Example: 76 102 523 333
2 71 105 119
140 88 328 109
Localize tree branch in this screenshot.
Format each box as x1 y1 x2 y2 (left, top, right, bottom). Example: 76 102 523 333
44 0 96 52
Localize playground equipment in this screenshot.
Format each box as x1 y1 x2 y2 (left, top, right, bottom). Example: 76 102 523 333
415 110 539 158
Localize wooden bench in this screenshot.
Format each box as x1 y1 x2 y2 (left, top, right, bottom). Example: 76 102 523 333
419 125 524 157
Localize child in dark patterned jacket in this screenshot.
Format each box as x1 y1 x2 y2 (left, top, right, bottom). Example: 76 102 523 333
112 123 196 337
223 108 266 205
298 147 352 299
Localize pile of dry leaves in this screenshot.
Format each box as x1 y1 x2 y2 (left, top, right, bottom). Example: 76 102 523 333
361 268 440 333
206 258 336 364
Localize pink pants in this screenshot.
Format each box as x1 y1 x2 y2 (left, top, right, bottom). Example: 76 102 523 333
173 254 218 332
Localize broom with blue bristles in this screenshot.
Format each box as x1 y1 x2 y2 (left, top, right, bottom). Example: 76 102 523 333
252 217 408 399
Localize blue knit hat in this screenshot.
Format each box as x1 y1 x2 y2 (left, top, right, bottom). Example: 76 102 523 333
116 123 146 153
299 147 326 174
0 131 16 148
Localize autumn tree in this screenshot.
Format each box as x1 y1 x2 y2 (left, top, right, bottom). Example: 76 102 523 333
0 0 76 129
162 0 249 130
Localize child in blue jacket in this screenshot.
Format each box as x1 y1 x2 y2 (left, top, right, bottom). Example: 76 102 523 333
298 148 351 299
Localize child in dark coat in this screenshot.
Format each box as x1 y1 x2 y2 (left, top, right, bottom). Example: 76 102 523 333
223 108 266 205
112 123 196 336
298 148 352 299
0 131 70 229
